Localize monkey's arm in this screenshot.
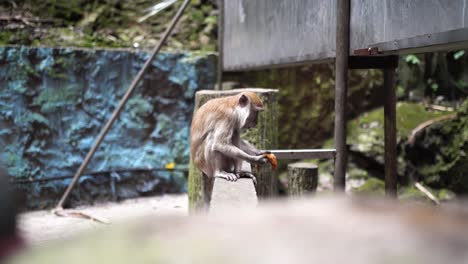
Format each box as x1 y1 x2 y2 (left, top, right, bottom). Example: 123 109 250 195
212 124 266 164
214 141 263 164
239 139 270 156
238 139 257 155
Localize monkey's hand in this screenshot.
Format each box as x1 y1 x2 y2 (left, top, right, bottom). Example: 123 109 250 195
251 154 268 164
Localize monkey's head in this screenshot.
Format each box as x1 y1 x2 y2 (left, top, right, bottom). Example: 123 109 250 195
237 92 264 129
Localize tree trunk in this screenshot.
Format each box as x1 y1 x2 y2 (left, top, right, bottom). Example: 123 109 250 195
288 162 318 196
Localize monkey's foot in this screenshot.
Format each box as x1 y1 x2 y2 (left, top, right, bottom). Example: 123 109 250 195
215 171 239 181
237 172 257 185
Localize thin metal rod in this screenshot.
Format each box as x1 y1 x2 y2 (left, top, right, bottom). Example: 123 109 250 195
269 149 336 160
216 0 224 90
56 0 191 209
334 0 350 191
384 67 397 197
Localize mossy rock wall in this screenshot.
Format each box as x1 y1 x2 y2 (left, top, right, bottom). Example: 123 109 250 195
188 89 278 212
407 100 468 193
337 100 468 194
0 46 216 209
225 65 385 151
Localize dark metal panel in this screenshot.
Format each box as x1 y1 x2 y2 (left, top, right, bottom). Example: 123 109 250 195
351 0 468 53
223 0 468 70
223 0 336 71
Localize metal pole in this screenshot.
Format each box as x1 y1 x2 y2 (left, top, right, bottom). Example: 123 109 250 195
55 0 191 209
216 0 224 90
334 0 350 191
384 68 397 197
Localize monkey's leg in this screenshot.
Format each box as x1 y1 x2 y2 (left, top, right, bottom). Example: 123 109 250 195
213 153 238 181
236 171 257 185
234 159 256 184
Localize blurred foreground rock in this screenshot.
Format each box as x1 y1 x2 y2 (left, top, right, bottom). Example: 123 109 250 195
9 196 468 264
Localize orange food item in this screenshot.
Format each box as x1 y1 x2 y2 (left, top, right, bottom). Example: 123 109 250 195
263 153 278 170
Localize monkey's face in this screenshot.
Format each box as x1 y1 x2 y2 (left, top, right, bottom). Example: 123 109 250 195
243 105 263 129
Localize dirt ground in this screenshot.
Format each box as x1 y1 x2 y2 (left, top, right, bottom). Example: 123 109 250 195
17 194 188 246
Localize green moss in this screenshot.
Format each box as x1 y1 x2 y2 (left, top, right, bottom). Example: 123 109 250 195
408 100 468 193
398 186 431 203
347 102 444 145
345 102 446 176
396 103 445 136
437 189 456 201
347 164 369 180
0 31 12 45
398 185 456 203
352 178 456 203
352 178 385 196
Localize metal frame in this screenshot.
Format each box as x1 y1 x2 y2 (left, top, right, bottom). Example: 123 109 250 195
383 67 397 197
217 0 399 196
370 28 468 56
270 149 336 160
333 0 350 191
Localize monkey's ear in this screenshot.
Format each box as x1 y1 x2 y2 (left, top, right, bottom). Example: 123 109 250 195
239 94 249 107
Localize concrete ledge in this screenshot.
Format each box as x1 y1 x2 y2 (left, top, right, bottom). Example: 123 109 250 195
210 162 258 213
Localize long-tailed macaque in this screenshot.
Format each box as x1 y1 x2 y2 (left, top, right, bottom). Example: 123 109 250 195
190 91 269 203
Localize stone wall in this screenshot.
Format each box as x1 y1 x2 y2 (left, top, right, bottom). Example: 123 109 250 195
0 46 216 209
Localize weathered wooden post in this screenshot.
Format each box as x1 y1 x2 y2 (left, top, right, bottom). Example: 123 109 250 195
188 88 278 212
288 162 318 196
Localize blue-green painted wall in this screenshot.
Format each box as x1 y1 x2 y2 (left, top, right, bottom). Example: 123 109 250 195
0 46 216 208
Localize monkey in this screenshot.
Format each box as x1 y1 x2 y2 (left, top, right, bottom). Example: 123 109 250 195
190 91 269 203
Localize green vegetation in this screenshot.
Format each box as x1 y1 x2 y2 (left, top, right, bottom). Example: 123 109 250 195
352 177 456 204
0 0 217 51
409 100 468 193
346 102 445 163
